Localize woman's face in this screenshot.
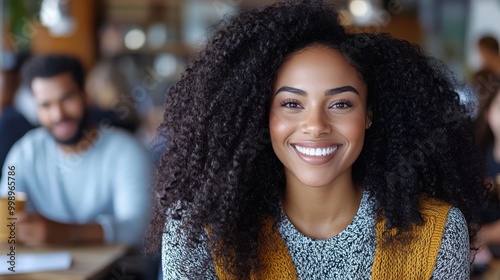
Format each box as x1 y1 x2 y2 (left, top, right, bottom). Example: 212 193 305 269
269 45 369 188
487 90 500 139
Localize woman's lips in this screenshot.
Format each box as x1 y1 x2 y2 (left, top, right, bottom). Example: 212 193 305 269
292 143 341 165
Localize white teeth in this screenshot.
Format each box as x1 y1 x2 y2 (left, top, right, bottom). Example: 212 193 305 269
295 145 338 157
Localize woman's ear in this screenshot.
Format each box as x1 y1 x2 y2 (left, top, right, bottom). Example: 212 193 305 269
366 109 373 129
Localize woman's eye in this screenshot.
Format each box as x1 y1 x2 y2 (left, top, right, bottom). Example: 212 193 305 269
280 99 303 109
330 100 353 109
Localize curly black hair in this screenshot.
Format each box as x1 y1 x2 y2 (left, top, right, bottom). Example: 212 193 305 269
147 0 488 277
346 32 487 243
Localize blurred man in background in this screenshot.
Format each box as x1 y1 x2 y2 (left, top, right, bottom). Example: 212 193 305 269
0 55 151 247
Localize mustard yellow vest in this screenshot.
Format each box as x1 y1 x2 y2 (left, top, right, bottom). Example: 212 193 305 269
212 197 452 279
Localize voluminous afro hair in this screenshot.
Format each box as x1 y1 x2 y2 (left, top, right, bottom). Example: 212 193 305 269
147 0 488 277
346 32 487 244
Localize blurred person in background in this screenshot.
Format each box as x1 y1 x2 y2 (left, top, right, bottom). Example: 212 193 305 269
472 36 500 102
478 36 500 76
0 52 34 177
475 76 500 263
86 56 142 134
0 55 151 247
476 76 500 185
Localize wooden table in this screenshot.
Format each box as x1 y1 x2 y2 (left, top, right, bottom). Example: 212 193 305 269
0 244 129 280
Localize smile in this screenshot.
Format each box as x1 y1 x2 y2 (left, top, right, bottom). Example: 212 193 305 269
295 145 339 157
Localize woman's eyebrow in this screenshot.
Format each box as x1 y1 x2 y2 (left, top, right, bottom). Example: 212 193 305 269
274 86 306 96
325 86 359 95
274 85 359 96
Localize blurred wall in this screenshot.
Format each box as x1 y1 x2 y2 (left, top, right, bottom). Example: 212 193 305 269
31 0 97 72
467 0 500 72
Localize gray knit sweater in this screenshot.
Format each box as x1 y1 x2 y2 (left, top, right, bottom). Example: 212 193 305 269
162 191 469 279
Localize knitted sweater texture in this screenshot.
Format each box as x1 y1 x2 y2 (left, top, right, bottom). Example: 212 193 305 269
162 191 469 279
213 197 452 279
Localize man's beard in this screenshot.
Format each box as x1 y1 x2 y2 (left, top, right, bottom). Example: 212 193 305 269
51 109 89 145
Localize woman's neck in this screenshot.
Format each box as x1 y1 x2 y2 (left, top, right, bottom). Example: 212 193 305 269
281 172 363 240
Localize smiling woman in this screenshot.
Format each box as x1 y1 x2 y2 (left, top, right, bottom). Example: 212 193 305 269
269 45 368 240
147 1 489 279
270 45 368 188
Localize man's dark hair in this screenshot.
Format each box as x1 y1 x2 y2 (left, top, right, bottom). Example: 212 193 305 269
21 54 85 91
479 35 499 54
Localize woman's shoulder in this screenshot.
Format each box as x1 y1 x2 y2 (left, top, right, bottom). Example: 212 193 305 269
418 197 466 235
441 207 468 240
419 196 454 219
162 216 217 279
430 207 469 279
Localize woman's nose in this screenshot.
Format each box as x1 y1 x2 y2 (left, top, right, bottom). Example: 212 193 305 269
301 108 332 137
